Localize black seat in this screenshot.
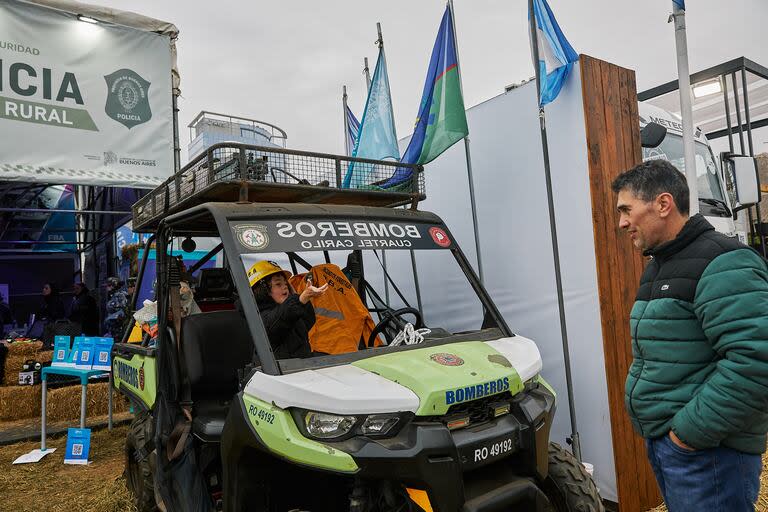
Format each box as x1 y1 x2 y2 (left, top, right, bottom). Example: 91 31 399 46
182 310 254 441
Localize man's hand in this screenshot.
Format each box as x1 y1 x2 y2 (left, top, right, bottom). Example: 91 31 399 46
299 283 329 304
669 430 695 451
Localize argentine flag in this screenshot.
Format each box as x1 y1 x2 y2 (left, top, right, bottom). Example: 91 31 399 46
529 0 578 106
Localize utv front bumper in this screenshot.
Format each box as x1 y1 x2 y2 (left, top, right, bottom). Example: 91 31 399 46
225 383 555 512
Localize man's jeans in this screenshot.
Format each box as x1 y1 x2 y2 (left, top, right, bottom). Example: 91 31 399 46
646 435 762 512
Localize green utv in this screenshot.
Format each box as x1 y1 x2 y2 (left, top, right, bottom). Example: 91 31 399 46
113 143 602 512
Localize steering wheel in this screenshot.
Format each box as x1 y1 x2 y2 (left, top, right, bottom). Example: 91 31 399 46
367 307 424 347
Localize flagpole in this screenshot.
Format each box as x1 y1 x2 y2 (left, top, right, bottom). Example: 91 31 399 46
671 2 699 215
342 85 351 157
447 0 484 284
372 22 398 308
528 0 581 462
363 57 372 91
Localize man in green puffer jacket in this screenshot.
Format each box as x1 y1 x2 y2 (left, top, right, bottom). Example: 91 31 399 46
612 159 768 512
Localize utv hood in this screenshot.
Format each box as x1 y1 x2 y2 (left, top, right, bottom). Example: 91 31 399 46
243 336 542 416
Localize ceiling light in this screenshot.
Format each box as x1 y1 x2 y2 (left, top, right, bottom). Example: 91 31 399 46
77 15 99 24
692 79 722 99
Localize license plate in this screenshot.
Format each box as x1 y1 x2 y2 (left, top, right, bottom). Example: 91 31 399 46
461 435 516 469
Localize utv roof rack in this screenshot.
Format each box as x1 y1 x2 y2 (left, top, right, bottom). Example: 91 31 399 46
132 143 426 232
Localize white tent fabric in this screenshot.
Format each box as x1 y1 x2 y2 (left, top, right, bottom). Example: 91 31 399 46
393 67 619 501
21 0 180 94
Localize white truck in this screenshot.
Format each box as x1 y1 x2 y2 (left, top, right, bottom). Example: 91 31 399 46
638 102 747 241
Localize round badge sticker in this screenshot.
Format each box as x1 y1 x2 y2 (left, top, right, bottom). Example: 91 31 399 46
235 224 270 250
430 353 465 366
429 227 451 248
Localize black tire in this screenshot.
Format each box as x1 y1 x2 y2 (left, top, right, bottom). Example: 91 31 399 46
540 442 604 512
125 412 157 512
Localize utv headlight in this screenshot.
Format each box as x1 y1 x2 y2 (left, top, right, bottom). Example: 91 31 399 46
360 414 400 436
304 411 356 439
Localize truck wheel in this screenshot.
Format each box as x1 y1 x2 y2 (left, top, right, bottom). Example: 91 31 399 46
125 412 157 512
541 442 604 512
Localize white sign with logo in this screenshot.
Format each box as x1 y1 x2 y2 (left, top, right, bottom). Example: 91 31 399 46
0 1 174 188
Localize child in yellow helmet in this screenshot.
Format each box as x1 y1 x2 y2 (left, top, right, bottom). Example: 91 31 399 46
248 260 328 359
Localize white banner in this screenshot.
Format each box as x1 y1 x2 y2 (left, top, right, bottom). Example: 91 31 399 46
0 1 174 188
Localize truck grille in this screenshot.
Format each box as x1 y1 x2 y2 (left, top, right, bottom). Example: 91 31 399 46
427 393 513 430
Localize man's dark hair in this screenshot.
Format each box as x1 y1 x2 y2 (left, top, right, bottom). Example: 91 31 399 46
611 159 690 215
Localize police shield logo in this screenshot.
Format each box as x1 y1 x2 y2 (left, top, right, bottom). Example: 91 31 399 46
104 69 152 129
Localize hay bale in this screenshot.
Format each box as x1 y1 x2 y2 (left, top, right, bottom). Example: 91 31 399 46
2 341 53 386
0 381 128 422
6 341 44 356
47 381 128 422
0 385 40 421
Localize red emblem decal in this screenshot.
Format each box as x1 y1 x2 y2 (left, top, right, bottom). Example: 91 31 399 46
430 353 465 366
429 227 451 247
139 366 145 391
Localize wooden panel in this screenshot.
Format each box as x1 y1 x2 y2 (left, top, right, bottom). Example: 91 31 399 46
579 55 662 512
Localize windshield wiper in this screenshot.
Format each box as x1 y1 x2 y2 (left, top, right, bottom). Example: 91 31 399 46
699 197 731 215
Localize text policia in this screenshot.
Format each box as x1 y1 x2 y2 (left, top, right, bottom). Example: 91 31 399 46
0 60 83 126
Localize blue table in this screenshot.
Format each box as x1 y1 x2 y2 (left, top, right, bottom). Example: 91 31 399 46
39 366 112 451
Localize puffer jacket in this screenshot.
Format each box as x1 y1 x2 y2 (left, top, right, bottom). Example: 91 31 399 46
625 214 768 454
257 294 315 359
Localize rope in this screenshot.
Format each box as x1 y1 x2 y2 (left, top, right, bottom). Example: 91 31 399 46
390 322 431 347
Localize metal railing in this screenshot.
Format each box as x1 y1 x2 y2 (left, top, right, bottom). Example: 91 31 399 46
133 143 425 229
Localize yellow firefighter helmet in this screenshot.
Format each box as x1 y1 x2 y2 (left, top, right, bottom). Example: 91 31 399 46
247 260 291 287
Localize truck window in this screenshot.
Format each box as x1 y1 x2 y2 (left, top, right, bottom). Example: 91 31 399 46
642 133 725 203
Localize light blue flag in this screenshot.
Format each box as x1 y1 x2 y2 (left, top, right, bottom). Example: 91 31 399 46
345 105 360 157
529 0 579 106
343 48 400 188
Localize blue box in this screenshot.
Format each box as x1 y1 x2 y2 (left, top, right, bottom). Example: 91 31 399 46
74 337 95 370
52 336 70 367
64 428 91 465
92 337 114 371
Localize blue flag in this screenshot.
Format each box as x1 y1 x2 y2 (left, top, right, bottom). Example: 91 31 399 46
344 104 360 157
673 0 685 9
530 0 579 106
343 48 400 189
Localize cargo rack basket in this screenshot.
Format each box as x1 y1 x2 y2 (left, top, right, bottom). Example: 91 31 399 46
132 143 425 232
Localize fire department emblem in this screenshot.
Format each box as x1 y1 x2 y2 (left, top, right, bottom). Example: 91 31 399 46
235 224 270 250
430 353 464 366
429 227 451 248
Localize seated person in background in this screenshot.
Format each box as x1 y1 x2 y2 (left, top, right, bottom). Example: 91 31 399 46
249 260 328 359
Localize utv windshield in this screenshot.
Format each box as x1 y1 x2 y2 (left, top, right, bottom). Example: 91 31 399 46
229 217 505 370
642 134 729 215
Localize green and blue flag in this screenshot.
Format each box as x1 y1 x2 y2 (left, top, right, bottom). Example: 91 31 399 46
343 48 400 189
383 6 468 187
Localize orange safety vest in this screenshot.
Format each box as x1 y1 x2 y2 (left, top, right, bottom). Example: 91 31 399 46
290 264 382 354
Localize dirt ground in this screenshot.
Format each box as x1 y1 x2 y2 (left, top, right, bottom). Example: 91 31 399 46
0 425 137 512
1 425 767 512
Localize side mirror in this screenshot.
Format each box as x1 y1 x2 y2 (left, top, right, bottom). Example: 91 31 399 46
640 122 667 148
722 153 760 214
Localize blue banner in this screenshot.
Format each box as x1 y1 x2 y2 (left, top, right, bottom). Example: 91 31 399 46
345 105 360 157
343 47 401 189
